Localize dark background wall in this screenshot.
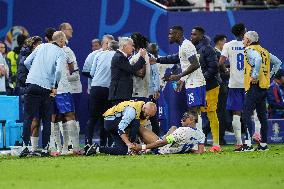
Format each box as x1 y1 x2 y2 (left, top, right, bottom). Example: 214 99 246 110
1 0 283 132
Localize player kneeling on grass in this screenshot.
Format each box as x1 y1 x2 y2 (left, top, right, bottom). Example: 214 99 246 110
134 110 205 154
85 101 157 156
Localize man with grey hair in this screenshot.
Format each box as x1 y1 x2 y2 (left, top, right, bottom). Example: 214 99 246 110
82 34 114 93
108 37 147 105
85 40 119 150
242 31 282 152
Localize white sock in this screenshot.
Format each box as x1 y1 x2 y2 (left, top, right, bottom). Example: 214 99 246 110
96 147 100 153
76 121 80 135
253 111 261 133
54 122 62 152
196 114 203 131
31 137 39 152
260 143 267 147
245 140 252 147
232 115 242 145
50 122 56 150
67 120 80 151
61 122 70 152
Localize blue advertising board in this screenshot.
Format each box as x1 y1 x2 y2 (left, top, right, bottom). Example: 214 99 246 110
1 0 283 132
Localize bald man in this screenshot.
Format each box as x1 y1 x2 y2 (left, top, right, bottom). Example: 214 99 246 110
20 31 66 157
85 100 157 155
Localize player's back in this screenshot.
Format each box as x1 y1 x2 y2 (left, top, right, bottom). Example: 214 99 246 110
26 43 66 89
221 40 245 88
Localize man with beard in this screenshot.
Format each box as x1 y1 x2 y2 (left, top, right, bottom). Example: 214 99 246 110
152 26 206 132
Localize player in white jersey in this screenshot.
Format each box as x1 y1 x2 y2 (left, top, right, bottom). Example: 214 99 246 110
154 26 206 129
50 48 82 156
133 110 205 154
59 23 82 150
219 23 246 151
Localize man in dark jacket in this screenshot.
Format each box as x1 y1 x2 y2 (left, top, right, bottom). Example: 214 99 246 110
108 37 146 105
17 36 42 151
267 69 284 119
191 26 221 152
17 36 43 92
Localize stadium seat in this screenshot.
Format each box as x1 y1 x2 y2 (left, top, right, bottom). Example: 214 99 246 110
0 95 19 121
5 120 23 147
0 95 20 149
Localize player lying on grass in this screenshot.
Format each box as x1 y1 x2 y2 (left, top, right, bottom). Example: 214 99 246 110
134 110 205 154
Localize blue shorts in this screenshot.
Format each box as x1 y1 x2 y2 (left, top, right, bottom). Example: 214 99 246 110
186 86 206 108
53 93 75 114
226 88 245 111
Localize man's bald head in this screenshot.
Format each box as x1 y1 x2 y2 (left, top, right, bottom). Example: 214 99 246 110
52 31 66 48
142 102 157 118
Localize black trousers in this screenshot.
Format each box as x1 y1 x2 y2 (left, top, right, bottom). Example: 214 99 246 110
217 82 230 141
86 86 111 145
99 118 140 155
243 84 268 143
23 84 52 148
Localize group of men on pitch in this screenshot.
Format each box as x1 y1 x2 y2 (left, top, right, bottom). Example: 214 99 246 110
19 21 282 157
85 22 282 156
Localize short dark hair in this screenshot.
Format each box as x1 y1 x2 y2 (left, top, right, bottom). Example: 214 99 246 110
17 34 28 47
130 32 149 49
274 69 284 80
213 34 227 44
31 36 42 46
24 36 42 51
0 41 8 54
193 26 205 35
108 40 119 51
45 27 56 41
231 23 246 37
183 110 198 123
170 26 184 33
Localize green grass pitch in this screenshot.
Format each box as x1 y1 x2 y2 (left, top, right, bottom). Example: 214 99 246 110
0 145 284 189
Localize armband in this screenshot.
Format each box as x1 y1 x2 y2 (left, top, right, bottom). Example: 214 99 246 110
166 134 174 144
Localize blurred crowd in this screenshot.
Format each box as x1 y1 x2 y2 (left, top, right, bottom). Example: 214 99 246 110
154 0 284 8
